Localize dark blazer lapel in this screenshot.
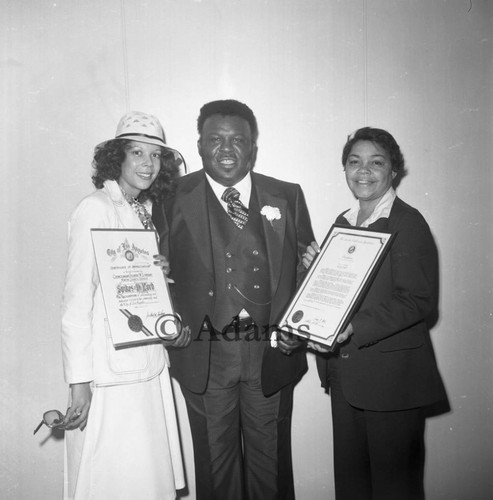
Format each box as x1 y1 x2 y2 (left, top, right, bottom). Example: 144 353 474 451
386 196 405 230
177 172 214 275
253 175 287 295
368 196 404 232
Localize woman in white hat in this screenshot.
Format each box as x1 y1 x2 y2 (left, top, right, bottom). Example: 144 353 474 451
61 111 189 499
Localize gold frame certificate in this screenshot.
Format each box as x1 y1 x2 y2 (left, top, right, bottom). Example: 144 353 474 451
91 229 178 349
279 225 394 350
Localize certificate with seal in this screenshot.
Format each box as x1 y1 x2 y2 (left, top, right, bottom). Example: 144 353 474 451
279 225 394 350
91 229 179 349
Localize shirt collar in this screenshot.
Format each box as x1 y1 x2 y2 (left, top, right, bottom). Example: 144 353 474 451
345 187 396 227
205 171 252 208
103 179 152 210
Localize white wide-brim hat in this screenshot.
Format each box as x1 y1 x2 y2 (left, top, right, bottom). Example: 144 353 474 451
98 111 185 167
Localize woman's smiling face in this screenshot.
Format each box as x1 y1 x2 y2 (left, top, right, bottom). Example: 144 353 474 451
344 140 396 206
118 140 162 198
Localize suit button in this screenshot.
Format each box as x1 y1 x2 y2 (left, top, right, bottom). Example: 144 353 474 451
208 290 214 296
227 283 232 290
226 267 232 273
254 285 260 289
341 353 349 359
252 249 259 255
253 267 259 272
226 252 232 258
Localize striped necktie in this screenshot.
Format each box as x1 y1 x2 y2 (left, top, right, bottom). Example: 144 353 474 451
222 187 249 229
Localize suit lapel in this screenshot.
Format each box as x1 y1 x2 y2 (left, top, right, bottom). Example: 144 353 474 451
177 171 289 293
253 174 287 295
176 172 214 275
368 197 404 232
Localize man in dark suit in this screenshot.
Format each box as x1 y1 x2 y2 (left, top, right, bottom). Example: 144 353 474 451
153 99 314 499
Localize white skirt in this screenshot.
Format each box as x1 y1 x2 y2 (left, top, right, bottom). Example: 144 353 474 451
63 368 185 500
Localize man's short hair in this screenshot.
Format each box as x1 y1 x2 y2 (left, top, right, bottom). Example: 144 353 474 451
197 99 259 142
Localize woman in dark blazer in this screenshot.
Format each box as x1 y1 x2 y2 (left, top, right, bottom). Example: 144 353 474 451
304 127 447 500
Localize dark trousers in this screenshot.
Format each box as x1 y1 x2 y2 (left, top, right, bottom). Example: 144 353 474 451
329 359 426 500
181 326 295 500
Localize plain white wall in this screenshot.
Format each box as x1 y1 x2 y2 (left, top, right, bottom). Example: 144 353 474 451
1 0 492 498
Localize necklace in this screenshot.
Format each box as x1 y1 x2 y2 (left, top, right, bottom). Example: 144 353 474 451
119 187 154 230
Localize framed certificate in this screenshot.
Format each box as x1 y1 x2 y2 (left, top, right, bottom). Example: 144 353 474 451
279 224 394 350
91 229 179 349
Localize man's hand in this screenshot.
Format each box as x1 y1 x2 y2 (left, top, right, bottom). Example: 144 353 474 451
166 325 192 348
277 331 305 356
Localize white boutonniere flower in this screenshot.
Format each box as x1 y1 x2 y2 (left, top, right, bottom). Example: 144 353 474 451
261 205 281 228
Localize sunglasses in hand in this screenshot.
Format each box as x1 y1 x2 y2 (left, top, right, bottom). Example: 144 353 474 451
33 410 66 435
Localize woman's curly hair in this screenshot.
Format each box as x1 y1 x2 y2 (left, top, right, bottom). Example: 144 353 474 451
91 139 180 204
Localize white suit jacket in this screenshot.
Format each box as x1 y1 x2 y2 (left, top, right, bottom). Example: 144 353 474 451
61 180 166 386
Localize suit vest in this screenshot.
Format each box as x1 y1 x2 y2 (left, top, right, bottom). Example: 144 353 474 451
207 185 272 330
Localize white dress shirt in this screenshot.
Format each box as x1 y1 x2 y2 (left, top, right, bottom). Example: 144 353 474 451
205 172 252 211
344 187 397 227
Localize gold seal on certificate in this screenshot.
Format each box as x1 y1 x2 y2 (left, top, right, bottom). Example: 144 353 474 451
279 224 394 350
91 229 180 349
